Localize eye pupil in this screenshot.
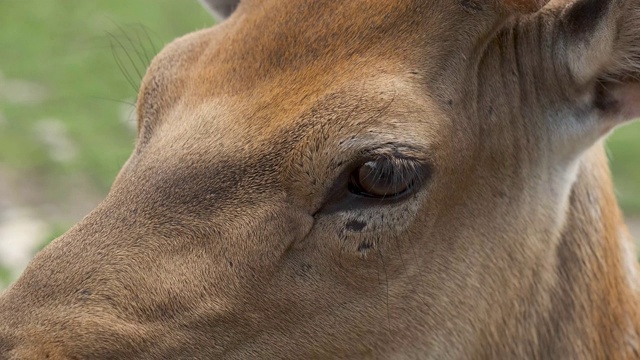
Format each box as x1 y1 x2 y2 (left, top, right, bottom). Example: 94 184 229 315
350 159 415 198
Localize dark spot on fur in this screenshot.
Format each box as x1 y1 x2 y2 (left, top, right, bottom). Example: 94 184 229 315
78 289 92 303
494 188 509 200
357 241 374 252
295 263 313 278
346 220 367 232
460 0 484 11
228 260 233 268
0 332 14 353
594 81 620 113
447 99 454 107
563 0 611 40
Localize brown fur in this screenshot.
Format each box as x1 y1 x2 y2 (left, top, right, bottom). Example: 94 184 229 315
1 0 640 358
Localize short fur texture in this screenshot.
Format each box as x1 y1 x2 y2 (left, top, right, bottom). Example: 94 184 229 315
1 0 639 358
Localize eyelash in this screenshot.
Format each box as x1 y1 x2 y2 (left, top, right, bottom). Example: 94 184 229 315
347 157 421 199
311 149 431 215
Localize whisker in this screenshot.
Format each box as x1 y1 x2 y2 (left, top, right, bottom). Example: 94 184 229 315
126 104 139 125
106 30 144 88
113 22 150 78
394 167 410 278
86 95 136 107
143 26 159 56
133 27 152 66
108 34 139 93
377 248 392 339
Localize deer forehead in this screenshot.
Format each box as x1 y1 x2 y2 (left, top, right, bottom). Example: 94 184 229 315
136 25 454 165
133 0 542 184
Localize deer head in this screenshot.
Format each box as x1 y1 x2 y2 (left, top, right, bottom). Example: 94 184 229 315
1 0 639 358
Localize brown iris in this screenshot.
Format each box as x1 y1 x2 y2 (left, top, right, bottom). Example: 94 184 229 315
348 158 416 198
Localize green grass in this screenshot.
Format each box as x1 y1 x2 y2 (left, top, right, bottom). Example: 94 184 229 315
0 0 213 197
0 267 11 289
609 122 640 215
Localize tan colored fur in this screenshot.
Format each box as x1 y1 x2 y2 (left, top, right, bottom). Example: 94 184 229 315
1 0 640 358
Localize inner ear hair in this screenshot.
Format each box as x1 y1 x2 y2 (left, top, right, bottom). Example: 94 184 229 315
556 0 640 123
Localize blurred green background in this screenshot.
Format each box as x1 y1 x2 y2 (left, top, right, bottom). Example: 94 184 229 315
0 0 214 286
0 1 638 287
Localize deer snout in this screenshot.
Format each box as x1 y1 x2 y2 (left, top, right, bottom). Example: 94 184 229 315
0 282 150 359
0 304 77 359
0 331 15 359
0 327 67 360
0 312 147 360
0 344 65 360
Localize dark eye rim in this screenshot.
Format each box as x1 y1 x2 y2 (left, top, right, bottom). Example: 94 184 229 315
347 159 418 199
315 154 432 215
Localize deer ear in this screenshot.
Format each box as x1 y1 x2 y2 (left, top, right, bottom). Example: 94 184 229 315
198 0 241 22
556 0 640 125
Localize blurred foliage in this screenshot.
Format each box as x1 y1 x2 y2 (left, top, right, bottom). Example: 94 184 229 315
609 125 640 214
0 0 213 286
0 0 213 196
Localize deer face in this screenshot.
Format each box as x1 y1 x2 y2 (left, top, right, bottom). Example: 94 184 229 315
1 0 639 358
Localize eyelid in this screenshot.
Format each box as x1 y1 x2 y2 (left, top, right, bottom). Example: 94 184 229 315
338 136 430 157
314 152 432 215
349 157 421 198
341 151 428 180
354 144 430 161
331 140 429 170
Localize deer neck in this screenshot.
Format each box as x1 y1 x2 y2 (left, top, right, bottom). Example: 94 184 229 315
549 143 640 357
499 143 640 358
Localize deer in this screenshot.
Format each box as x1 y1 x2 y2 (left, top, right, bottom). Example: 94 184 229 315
1 0 640 358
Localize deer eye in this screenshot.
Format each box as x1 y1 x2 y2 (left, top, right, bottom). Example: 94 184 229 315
348 158 417 199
